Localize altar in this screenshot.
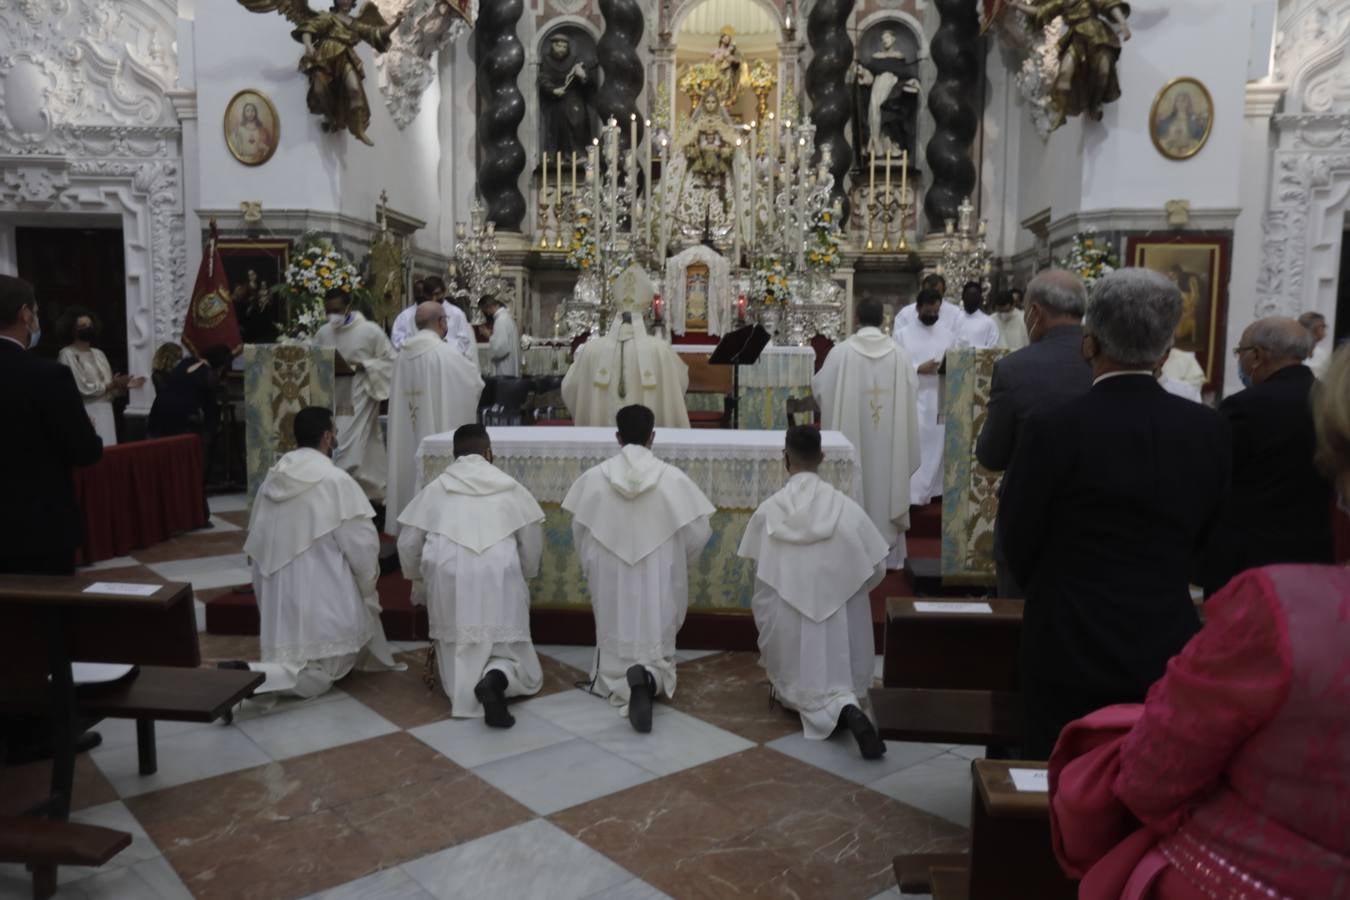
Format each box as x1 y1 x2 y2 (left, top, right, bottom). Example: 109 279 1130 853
416 426 860 613
674 344 816 430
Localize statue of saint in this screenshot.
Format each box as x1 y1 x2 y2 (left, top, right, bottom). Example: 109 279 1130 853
1009 0 1132 126
851 29 921 158
537 34 597 156
711 26 744 106
678 93 738 187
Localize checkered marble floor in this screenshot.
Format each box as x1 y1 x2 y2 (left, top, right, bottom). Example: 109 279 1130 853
0 495 968 900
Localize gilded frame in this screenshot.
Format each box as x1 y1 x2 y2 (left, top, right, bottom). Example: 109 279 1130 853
223 89 280 167
1149 76 1214 162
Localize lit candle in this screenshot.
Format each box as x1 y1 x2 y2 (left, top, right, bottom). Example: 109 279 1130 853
653 292 663 322
571 151 578 197
630 113 638 155
884 145 891 204
555 151 562 206
644 118 653 226
737 293 747 323
733 138 744 265
769 111 777 156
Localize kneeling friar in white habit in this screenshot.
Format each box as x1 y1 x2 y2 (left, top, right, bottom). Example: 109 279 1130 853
738 426 889 759
562 405 714 733
813 299 920 569
562 311 691 428
397 425 545 728
385 302 485 534
225 406 399 710
314 290 397 500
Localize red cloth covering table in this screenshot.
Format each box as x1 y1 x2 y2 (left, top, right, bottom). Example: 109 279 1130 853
73 435 208 565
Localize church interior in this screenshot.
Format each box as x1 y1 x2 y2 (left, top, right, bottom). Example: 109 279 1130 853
2 0 1349 898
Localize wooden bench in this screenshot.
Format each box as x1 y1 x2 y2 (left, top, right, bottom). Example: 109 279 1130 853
0 816 132 900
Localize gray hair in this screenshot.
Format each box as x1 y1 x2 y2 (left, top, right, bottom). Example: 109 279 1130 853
1298 311 1326 331
1250 317 1314 360
1084 269 1182 368
1025 269 1087 318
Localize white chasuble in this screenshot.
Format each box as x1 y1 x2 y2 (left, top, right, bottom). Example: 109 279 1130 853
896 319 955 504
486 308 521 376
562 316 691 428
390 301 477 360
738 473 888 739
385 331 485 533
315 312 396 500
812 328 921 568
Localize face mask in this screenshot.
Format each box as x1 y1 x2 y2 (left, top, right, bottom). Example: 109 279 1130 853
27 313 40 349
918 313 940 327
996 311 1015 322
963 297 982 315
1238 368 1253 389
327 313 347 328
76 326 96 343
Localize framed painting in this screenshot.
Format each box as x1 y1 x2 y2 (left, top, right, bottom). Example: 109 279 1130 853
218 239 290 345
224 89 279 167
1127 234 1230 391
1150 77 1213 161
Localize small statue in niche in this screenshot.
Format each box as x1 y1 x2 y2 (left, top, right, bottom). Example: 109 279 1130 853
1008 0 1131 126
680 93 738 187
237 0 405 145
851 28 921 159
537 33 598 156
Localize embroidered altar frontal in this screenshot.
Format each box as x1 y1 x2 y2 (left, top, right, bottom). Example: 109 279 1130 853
940 347 1007 585
244 344 336 500
418 426 862 611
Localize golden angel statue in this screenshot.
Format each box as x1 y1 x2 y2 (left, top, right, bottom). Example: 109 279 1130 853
237 0 406 145
1008 0 1131 126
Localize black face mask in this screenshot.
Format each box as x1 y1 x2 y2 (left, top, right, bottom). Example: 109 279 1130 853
76 326 96 342
918 313 940 327
963 296 982 314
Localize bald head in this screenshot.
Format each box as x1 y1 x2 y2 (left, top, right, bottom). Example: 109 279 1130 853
415 301 447 335
1238 316 1313 386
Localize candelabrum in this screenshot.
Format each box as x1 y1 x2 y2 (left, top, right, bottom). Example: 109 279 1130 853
537 152 583 251
863 150 913 253
935 196 992 299
448 199 508 321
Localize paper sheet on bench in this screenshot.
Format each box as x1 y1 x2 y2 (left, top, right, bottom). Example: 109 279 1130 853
84 582 161 597
1009 768 1048 792
913 601 993 614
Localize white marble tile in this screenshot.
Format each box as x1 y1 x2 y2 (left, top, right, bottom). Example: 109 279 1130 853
584 706 753 777
194 599 206 633
470 738 656 816
947 744 985 760
208 493 249 514
866 889 915 900
235 694 398 761
868 753 974 828
78 556 140 573
0 850 193 900
873 654 885 682
673 649 719 664
409 708 574 769
91 717 214 752
766 731 949 787
302 867 436 900
584 878 674 900
206 515 241 533
91 722 271 797
516 687 625 737
403 820 634 900
534 644 598 674
145 554 251 591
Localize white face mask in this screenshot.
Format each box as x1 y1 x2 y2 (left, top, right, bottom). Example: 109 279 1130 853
327 313 347 328
996 310 1015 322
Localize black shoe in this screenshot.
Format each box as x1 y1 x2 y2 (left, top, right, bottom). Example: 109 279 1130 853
73 730 102 754
841 705 885 760
626 665 655 734
474 670 515 729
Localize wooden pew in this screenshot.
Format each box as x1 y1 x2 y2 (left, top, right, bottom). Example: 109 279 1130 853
0 816 132 900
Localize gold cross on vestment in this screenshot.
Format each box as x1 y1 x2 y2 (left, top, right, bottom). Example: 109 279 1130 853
865 383 887 427
406 387 423 429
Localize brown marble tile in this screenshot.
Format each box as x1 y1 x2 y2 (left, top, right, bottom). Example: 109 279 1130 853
132 531 248 564
339 651 451 730
0 753 118 815
216 510 252 528
666 652 803 744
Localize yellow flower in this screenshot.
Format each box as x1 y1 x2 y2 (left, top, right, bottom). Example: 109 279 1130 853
822 212 832 223
300 259 313 268
341 285 351 293
323 278 333 288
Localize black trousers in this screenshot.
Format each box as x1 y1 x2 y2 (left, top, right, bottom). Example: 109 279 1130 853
1022 679 1141 761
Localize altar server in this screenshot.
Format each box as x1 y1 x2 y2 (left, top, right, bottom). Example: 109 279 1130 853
479 295 521 377
231 406 399 704
562 311 691 428
952 282 1001 350
738 426 888 759
397 425 545 727
893 273 959 333
390 276 476 360
1160 346 1205 393
562 405 713 733
314 289 396 500
993 291 1030 351
896 288 957 504
813 299 920 568
386 301 485 533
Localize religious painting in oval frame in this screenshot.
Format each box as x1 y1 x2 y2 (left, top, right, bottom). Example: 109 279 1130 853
224 89 280 167
1150 77 1213 161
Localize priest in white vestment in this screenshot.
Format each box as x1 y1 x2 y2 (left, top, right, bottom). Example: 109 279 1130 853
390 277 476 360
738 426 888 758
952 283 1000 350
562 311 691 428
993 292 1030 351
386 302 485 533
314 290 397 500
228 407 399 708
896 289 956 504
562 405 714 733
1159 347 1205 392
479 296 521 377
812 299 920 569
397 425 545 727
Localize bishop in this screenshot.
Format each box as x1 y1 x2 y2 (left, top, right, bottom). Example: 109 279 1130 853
562 312 691 428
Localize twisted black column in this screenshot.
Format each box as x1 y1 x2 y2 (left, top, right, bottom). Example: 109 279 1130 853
474 0 526 230
596 0 645 152
806 0 855 224
924 0 980 232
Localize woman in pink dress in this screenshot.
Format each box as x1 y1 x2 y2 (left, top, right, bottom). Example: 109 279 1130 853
1048 344 1350 899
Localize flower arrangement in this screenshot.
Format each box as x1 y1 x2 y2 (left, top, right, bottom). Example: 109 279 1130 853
566 207 597 273
1058 228 1117 288
752 254 790 307
273 234 369 343
804 206 841 273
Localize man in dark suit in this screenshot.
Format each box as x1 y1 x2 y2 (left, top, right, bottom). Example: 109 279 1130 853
976 270 1093 598
0 275 104 575
1197 317 1334 595
998 269 1230 759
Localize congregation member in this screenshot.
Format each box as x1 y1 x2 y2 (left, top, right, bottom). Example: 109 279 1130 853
1158 345 1205 394
992 290 1030 351
976 270 1092 598
385 301 484 534
562 310 691 428
397 425 545 727
562 405 713 733
1196 317 1333 596
1048 344 1350 900
390 275 476 359
314 288 396 501
1300 310 1332 380
0 275 103 576
997 269 1230 758
57 307 142 447
228 406 398 707
952 282 1001 350
478 295 520 377
893 272 958 333
1009 287 1025 311
147 344 230 439
895 288 956 504
813 298 920 568
738 426 888 759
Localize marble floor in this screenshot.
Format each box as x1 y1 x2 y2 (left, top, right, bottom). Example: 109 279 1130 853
0 495 971 900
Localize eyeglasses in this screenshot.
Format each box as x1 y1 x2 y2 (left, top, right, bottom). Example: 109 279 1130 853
1232 345 1257 357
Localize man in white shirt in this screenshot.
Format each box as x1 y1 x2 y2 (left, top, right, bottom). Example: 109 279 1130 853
386 302 485 533
893 273 959 335
397 425 545 728
738 426 889 759
952 282 1001 350
562 405 714 733
993 290 1030 351
895 289 957 504
390 276 476 360
1299 311 1332 380
479 295 521 377
225 407 399 710
812 299 920 569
